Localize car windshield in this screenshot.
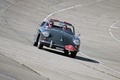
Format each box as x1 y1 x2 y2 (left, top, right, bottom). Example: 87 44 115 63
50 20 75 34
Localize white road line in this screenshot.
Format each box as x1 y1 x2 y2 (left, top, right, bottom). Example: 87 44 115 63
43 0 120 75
0 2 13 24
109 21 120 43
0 5 11 15
111 27 118 29
44 4 81 21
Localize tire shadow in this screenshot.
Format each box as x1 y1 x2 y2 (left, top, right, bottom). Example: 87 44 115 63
42 48 99 64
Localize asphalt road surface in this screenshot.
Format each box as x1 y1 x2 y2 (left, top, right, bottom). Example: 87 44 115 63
0 53 47 80
0 0 120 80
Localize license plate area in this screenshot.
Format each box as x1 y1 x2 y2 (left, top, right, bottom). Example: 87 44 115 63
55 47 64 51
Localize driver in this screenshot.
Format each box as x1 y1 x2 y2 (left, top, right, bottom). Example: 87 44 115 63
46 21 54 29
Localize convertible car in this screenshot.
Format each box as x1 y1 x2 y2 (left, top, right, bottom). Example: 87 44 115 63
33 19 80 58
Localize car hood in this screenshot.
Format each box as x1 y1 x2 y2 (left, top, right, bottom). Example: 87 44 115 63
45 28 78 46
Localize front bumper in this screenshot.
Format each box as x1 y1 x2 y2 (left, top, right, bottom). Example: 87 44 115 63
40 40 65 50
40 40 79 52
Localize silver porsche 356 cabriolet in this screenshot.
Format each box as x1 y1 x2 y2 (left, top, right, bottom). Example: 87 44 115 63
33 19 80 58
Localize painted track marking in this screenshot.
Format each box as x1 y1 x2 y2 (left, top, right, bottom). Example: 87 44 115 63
109 21 120 43
44 4 81 21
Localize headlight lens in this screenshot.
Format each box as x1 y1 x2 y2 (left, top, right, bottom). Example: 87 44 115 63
42 31 49 37
73 39 80 45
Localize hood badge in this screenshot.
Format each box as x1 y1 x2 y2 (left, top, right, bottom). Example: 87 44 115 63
60 38 63 41
60 36 63 42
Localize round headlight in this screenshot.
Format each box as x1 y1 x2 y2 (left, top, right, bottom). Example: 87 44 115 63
73 39 80 45
42 31 49 37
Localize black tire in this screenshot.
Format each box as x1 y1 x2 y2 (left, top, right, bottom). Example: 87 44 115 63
33 41 37 46
37 41 43 49
70 51 77 58
34 33 40 47
64 50 69 56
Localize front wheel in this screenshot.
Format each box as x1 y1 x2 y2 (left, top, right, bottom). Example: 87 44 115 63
37 41 43 49
70 51 77 58
64 50 69 56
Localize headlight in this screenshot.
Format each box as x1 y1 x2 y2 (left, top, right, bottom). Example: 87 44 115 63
73 39 80 45
42 31 49 37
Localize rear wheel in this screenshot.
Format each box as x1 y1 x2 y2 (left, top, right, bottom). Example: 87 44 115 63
33 41 37 46
70 51 77 58
33 33 40 47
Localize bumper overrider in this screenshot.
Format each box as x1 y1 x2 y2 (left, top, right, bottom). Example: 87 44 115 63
40 40 79 52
